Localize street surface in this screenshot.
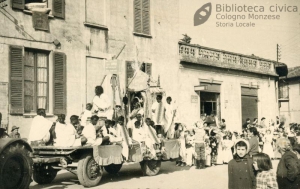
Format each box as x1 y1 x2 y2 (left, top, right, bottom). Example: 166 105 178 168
30 160 279 189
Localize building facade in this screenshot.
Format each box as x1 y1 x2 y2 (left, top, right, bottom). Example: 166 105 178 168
279 66 300 124
0 0 286 138
0 0 181 138
176 42 286 132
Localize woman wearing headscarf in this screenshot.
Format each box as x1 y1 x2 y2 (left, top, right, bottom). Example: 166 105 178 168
228 138 256 189
209 129 219 165
276 138 300 189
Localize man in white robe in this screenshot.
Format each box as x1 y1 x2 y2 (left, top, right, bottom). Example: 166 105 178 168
55 114 76 147
164 96 176 138
132 120 147 143
73 115 98 146
144 119 161 157
93 86 113 120
151 94 165 135
127 108 143 137
28 109 54 145
115 116 132 160
82 115 98 145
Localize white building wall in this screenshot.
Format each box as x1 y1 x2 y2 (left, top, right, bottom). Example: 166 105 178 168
289 81 300 123
174 65 278 132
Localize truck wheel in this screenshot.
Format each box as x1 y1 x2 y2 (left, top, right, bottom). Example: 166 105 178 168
33 165 58 184
78 154 102 187
141 160 161 176
0 142 32 189
104 164 122 174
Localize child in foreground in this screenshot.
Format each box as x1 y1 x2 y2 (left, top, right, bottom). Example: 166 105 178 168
228 139 256 189
253 153 278 189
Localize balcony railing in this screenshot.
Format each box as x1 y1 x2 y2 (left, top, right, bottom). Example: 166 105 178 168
179 42 276 75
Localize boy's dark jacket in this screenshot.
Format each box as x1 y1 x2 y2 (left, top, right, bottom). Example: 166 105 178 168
228 154 256 189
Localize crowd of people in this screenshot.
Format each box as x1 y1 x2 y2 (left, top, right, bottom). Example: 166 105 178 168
227 118 300 189
3 84 300 188
228 134 300 189
22 86 173 162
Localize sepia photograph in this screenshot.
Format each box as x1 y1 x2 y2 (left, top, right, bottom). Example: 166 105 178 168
0 0 299 188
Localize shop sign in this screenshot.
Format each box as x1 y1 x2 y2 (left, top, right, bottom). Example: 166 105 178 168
191 95 198 103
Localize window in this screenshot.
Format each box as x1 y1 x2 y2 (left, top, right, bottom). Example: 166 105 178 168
126 61 152 82
140 62 152 76
200 101 217 115
279 81 289 99
24 50 48 113
134 0 150 35
9 46 66 115
11 0 65 19
200 92 219 116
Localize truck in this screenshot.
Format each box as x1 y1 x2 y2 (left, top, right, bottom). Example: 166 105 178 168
30 72 181 187
0 137 33 189
31 138 180 187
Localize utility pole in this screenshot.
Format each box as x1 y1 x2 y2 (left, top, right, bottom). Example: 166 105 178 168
277 44 281 62
276 44 281 118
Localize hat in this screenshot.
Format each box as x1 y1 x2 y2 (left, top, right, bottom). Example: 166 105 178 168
11 126 19 132
234 138 250 153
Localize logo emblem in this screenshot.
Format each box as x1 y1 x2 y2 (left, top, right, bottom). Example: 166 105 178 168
194 3 212 26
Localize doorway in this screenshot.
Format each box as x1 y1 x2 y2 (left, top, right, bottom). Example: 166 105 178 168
241 87 258 125
86 57 105 103
200 92 220 116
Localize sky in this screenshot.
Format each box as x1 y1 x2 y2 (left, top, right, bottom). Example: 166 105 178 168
179 0 300 68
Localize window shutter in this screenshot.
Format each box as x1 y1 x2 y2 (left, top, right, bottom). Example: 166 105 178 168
126 61 134 79
142 0 150 34
9 46 24 114
145 63 152 76
134 0 142 33
53 52 66 114
52 0 65 19
11 0 24 10
126 61 134 87
279 83 289 99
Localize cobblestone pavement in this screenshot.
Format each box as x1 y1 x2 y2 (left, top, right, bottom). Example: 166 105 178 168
30 160 280 189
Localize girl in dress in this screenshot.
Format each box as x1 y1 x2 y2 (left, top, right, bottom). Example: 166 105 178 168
209 129 219 165
174 124 186 166
185 130 195 166
205 142 212 167
216 130 224 165
263 129 274 159
222 133 234 164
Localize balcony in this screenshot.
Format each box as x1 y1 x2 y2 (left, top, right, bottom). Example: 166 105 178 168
179 42 281 76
